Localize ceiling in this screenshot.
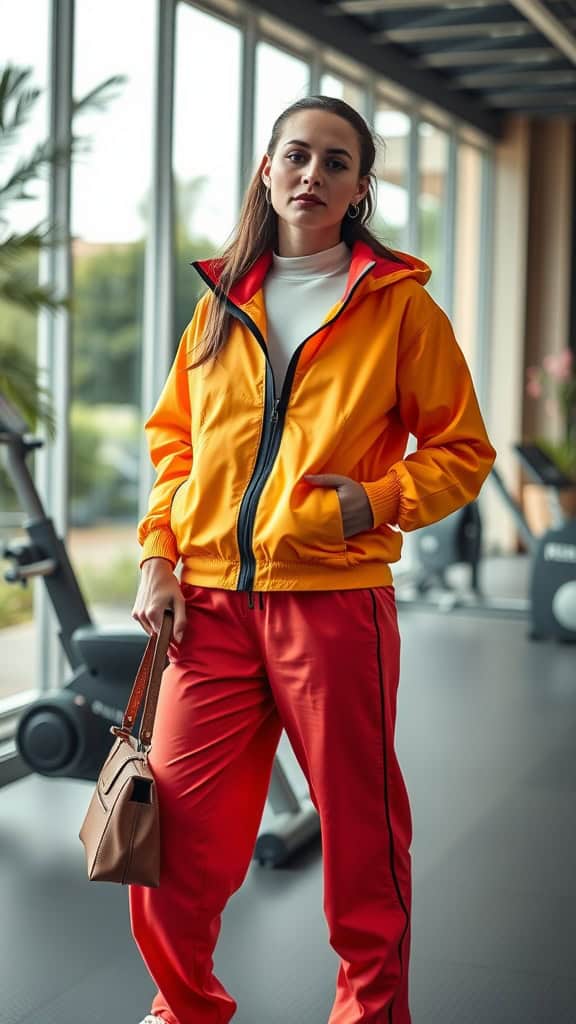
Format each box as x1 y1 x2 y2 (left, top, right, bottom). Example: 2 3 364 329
255 0 576 139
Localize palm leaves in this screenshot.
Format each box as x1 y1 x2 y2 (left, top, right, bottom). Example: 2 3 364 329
0 63 125 434
0 341 56 437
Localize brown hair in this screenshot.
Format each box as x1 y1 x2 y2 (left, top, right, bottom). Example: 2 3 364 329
189 95 403 369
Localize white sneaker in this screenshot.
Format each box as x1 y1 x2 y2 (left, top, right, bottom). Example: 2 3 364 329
139 1016 167 1024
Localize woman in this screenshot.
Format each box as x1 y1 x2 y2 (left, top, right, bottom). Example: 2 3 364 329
131 95 496 1024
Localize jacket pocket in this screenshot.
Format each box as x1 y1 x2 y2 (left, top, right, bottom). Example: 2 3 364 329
255 482 347 565
169 471 242 564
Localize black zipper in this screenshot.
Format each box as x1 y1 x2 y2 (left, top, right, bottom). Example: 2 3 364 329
193 260 375 592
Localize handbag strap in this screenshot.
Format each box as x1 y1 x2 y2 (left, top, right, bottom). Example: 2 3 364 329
110 609 174 750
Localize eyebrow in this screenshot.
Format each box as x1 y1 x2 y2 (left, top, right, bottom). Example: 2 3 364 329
284 139 353 161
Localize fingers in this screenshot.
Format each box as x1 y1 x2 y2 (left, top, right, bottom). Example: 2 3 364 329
132 590 165 637
132 607 154 637
147 603 173 637
136 599 185 645
132 579 187 646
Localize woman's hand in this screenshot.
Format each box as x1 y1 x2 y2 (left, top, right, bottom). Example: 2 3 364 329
304 474 374 538
132 557 187 644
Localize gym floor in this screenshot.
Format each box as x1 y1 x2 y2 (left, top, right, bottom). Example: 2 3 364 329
1 558 576 1024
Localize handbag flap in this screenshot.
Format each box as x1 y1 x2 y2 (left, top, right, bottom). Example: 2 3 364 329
100 736 148 795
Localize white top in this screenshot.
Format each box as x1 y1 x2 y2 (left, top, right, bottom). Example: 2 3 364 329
263 240 352 393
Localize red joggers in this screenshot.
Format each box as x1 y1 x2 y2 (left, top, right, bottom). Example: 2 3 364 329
129 584 412 1023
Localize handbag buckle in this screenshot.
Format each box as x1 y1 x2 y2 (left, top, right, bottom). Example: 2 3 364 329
110 726 130 739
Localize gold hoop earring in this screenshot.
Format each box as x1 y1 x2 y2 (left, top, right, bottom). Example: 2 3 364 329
265 185 271 205
347 202 360 220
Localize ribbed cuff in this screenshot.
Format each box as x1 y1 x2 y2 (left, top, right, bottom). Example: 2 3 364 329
139 528 178 569
361 473 402 529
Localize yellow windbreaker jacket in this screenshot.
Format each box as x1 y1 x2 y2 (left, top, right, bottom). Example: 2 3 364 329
137 240 496 591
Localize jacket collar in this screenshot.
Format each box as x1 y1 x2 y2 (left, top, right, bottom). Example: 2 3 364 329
191 239 430 310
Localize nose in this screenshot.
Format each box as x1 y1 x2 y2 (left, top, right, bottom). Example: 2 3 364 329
302 156 324 186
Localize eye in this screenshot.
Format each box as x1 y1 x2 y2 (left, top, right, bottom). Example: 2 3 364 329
285 151 348 170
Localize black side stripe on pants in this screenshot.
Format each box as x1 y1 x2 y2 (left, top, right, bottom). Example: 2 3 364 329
369 589 411 1023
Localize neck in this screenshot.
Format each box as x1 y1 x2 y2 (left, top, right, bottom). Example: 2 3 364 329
276 222 343 258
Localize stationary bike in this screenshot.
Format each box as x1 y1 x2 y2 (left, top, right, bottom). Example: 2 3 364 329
0 392 319 865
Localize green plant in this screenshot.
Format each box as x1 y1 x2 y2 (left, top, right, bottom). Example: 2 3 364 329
0 578 33 629
68 403 140 524
76 554 140 606
0 63 125 434
0 553 140 628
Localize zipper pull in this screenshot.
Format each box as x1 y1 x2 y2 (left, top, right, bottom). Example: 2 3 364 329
271 399 280 424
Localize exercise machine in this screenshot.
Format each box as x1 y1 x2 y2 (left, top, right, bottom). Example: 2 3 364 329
396 444 576 643
395 501 483 612
0 393 319 866
393 496 522 618
491 444 576 643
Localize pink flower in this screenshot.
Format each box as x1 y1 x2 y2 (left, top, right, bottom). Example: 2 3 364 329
526 366 542 399
543 348 573 381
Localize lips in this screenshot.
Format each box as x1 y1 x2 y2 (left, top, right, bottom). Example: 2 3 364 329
293 194 325 205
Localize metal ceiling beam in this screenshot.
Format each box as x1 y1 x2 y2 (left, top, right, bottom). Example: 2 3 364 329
366 6 527 35
508 0 576 64
373 20 541 43
485 89 576 104
451 67 576 86
421 45 558 64
252 0 503 137
328 0 503 12
502 107 576 114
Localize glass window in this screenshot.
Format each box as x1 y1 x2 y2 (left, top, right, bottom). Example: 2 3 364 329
418 121 449 304
173 4 241 337
0 1 49 703
453 143 483 380
69 0 155 624
253 43 310 164
373 106 410 252
320 72 365 113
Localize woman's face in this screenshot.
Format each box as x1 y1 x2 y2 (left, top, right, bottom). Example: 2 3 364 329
261 109 370 238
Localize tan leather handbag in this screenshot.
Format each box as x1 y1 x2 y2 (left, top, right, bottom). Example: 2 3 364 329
78 609 174 887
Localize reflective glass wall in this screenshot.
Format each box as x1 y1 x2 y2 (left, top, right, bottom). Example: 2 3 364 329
0 0 49 708
253 43 310 162
374 105 411 252
453 142 484 383
320 72 365 113
68 0 155 626
174 3 242 340
418 121 449 306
